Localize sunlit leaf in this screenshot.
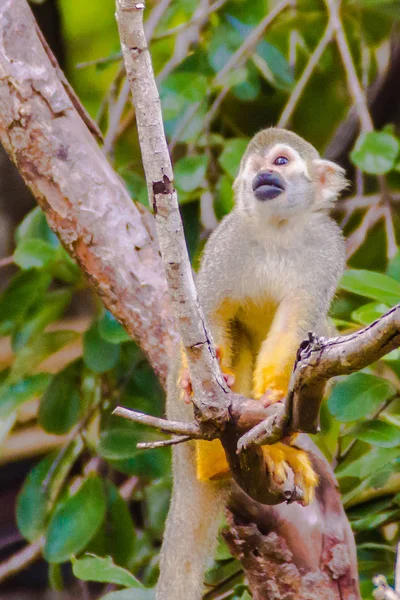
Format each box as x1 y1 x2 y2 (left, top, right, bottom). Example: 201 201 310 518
0 373 51 418
351 302 389 325
341 269 400 305
351 132 399 174
175 156 208 193
219 139 248 179
14 239 58 270
328 373 396 422
353 420 400 448
72 554 142 587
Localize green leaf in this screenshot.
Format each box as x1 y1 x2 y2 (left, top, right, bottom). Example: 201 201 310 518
13 289 72 351
0 270 51 335
353 420 400 447
328 373 396 422
10 330 79 382
351 302 389 325
100 589 155 600
99 312 132 344
254 41 294 91
161 72 208 104
16 453 55 542
39 363 82 434
44 475 106 563
219 139 248 179
98 429 140 460
105 482 135 566
15 206 58 246
0 373 51 418
83 322 121 373
14 239 58 270
341 269 400 305
72 554 142 588
351 131 399 175
337 446 400 478
175 156 208 193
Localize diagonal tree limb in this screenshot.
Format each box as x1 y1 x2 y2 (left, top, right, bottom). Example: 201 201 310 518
0 0 177 386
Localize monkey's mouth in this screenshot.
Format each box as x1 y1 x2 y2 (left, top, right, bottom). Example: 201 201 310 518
252 171 285 201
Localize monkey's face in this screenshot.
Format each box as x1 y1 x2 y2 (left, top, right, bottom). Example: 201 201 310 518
235 142 346 220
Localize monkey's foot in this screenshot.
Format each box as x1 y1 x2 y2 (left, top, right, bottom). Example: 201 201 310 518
179 346 235 404
262 442 318 505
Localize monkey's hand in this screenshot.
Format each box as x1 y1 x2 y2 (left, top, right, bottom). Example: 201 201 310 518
262 441 318 506
179 346 235 404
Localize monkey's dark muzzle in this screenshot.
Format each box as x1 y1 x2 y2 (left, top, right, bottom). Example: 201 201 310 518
252 171 285 201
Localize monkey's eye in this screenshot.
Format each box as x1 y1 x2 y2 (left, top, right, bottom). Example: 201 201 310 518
273 156 289 166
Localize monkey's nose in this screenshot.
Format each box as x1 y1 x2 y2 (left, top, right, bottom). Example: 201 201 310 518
252 171 285 201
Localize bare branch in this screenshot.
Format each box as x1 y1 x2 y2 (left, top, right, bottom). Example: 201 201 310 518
290 306 400 432
278 23 333 128
137 436 191 449
113 407 202 437
115 0 230 427
325 0 374 132
0 539 43 584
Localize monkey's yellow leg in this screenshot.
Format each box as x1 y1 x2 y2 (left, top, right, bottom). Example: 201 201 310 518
262 442 318 505
252 300 307 402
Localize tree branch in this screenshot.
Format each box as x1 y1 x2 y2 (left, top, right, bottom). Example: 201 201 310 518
0 0 177 386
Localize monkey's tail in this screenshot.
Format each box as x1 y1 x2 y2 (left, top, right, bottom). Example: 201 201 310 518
156 439 225 600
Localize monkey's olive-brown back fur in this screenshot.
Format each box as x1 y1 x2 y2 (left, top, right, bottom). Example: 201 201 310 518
242 127 320 165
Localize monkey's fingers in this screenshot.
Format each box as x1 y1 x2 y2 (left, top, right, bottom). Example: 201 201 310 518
260 388 285 407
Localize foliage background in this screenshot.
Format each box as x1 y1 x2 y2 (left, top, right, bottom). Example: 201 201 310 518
1 0 400 598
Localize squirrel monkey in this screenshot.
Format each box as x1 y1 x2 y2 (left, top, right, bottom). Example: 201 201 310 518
157 128 346 600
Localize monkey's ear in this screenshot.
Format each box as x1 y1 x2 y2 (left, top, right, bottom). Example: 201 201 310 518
310 159 348 205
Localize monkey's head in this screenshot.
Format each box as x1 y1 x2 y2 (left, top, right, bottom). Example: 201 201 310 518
234 128 347 220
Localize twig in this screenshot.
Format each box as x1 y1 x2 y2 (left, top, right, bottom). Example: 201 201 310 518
154 0 228 40
143 0 172 41
0 539 43 584
156 0 210 84
137 435 191 449
103 78 131 156
383 202 398 259
346 204 384 259
76 52 122 69
278 22 333 128
325 0 374 132
113 407 203 437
